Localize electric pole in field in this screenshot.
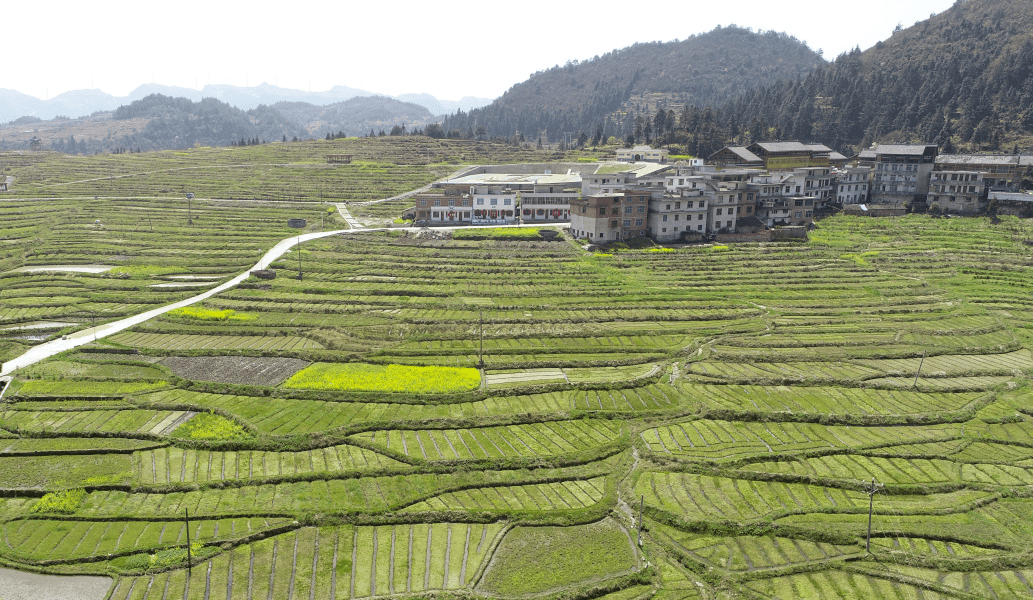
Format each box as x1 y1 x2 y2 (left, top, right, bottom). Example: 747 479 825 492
478 311 485 370
912 350 926 389
185 507 192 575
863 478 884 553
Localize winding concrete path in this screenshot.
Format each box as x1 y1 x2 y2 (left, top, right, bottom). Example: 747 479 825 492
0 221 567 377
0 227 349 376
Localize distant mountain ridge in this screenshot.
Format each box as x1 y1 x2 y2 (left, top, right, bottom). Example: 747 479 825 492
442 25 826 142
0 83 491 124
0 94 441 153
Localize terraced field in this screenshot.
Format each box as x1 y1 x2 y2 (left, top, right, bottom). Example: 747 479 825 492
2 147 1033 599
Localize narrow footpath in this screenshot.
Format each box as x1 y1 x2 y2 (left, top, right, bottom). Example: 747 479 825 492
0 220 567 377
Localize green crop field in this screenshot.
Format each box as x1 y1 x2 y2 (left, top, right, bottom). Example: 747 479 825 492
1 141 1033 598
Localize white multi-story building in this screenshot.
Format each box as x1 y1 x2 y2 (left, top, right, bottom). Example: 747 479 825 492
431 172 582 224
647 189 708 242
835 166 872 204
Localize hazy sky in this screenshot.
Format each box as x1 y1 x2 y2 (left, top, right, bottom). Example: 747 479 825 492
8 0 956 102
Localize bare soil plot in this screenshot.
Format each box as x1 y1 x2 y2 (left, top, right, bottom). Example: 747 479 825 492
161 356 309 385
0 566 111 600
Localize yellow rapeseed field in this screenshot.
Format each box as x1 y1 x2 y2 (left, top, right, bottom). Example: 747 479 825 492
282 363 481 393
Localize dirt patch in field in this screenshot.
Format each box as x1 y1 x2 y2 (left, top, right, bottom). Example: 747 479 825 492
161 356 309 386
0 567 111 600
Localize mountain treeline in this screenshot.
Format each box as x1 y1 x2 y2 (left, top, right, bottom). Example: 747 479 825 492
273 96 437 138
108 94 308 151
716 0 1033 154
440 26 824 144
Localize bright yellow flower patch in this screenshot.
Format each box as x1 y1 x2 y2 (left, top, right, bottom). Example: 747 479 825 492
283 363 480 394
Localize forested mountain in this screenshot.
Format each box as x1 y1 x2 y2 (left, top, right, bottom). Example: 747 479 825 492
718 0 1033 154
0 94 441 153
441 26 826 143
273 96 437 138
107 94 308 150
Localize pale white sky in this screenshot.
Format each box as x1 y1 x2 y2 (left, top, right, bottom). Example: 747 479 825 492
6 0 956 101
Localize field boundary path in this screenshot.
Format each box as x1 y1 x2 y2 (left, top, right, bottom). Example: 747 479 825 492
0 220 564 377
335 204 365 229
0 227 350 376
353 165 480 206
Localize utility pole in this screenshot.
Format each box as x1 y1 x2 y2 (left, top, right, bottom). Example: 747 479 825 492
478 311 485 370
185 508 192 575
863 478 884 553
637 495 644 546
912 350 926 389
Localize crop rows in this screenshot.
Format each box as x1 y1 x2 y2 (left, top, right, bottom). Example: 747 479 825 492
106 520 508 600
136 444 405 484
640 420 961 462
3 517 287 561
0 408 191 436
745 569 960 599
658 526 861 571
571 384 687 411
109 332 324 352
635 471 993 523
141 389 585 436
857 348 1033 376
14 380 166 397
405 477 607 512
349 420 621 461
689 383 985 417
687 361 882 382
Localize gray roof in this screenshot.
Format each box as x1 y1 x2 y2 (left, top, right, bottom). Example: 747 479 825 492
723 147 763 162
936 154 1020 166
875 144 937 156
751 141 813 153
444 172 581 185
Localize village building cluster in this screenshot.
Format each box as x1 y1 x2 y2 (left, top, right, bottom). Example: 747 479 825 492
406 142 1033 243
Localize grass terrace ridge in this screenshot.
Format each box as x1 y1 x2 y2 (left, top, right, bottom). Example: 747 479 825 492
0 138 1032 599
